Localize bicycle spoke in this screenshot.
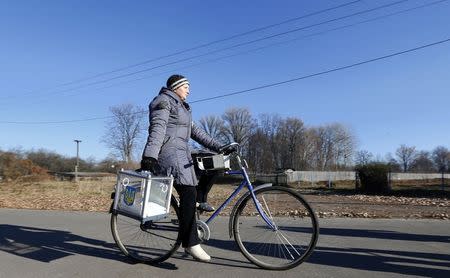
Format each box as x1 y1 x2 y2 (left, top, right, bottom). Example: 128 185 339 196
257 197 285 233
111 200 180 263
275 232 295 260
233 186 318 270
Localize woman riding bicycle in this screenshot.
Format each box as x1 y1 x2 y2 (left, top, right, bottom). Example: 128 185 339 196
140 74 236 262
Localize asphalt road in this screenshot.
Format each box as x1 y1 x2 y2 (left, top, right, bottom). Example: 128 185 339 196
0 208 449 278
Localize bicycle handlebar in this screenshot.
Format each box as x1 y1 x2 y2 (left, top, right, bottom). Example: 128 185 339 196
219 142 240 153
226 142 240 148
220 142 248 169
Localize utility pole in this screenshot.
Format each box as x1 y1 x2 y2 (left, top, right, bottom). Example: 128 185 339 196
74 140 82 182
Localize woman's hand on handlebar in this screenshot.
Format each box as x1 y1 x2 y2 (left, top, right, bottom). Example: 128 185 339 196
219 142 239 155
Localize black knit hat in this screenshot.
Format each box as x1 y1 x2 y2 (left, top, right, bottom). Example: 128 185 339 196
166 74 189 91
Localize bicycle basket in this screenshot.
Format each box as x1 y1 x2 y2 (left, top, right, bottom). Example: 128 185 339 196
196 154 231 170
112 170 173 222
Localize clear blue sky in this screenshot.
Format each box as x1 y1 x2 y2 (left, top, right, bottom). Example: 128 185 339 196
0 0 449 161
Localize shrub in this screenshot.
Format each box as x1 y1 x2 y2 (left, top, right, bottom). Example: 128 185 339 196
356 162 391 193
0 152 51 182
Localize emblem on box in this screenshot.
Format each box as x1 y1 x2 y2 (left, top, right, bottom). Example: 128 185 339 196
123 185 137 206
114 170 174 222
160 183 168 193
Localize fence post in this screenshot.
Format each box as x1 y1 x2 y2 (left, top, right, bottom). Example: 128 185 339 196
387 170 392 191
442 171 445 191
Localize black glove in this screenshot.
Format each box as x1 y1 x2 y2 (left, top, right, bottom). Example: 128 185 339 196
140 157 161 175
219 144 238 155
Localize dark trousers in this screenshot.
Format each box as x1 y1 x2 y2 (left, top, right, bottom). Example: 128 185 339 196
173 183 200 248
196 172 218 203
192 152 219 204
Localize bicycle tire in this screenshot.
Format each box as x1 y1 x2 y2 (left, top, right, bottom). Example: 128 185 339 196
232 186 319 270
110 196 181 264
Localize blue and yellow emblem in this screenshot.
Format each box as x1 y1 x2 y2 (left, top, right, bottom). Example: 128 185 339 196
123 186 137 206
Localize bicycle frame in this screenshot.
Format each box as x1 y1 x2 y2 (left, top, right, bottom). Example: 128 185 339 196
203 155 277 231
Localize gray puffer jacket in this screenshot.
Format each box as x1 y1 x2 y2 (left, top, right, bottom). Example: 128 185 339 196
142 88 222 186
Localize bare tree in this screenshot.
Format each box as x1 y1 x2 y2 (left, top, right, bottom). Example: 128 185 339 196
355 150 373 166
276 117 305 170
311 126 334 170
248 114 313 172
247 128 271 172
102 103 145 163
221 107 256 152
410 151 435 172
297 128 317 170
258 113 282 170
331 124 356 168
432 146 450 172
385 153 402 172
247 114 284 172
199 115 226 143
310 123 356 170
395 144 417 172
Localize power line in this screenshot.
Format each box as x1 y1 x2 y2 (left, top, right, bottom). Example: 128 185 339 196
3 0 412 101
51 0 450 100
2 0 362 100
6 0 444 109
56 0 362 86
190 37 450 103
0 110 147 125
1 37 448 124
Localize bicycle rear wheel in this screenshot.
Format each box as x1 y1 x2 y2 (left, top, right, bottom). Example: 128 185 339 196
232 186 319 270
110 196 181 264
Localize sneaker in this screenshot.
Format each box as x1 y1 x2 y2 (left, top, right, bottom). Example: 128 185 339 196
196 202 215 212
185 244 211 262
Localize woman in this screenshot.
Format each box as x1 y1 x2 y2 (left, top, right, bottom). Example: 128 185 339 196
140 74 235 262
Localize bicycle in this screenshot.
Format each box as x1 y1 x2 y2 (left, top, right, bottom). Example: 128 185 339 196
110 143 319 270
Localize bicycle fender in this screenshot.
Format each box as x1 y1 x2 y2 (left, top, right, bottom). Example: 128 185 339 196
228 183 273 238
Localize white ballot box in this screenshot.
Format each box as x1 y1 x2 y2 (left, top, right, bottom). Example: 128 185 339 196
112 170 173 222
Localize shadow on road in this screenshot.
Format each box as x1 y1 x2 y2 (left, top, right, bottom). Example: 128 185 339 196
280 226 450 243
0 224 177 270
1 224 449 276
206 227 450 277
170 249 257 270
309 245 449 278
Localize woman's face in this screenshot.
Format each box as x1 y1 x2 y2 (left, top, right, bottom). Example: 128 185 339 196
174 84 190 101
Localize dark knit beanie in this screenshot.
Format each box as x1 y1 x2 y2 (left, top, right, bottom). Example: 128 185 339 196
166 74 189 91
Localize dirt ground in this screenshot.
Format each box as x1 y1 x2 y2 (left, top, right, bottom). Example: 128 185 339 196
0 181 448 219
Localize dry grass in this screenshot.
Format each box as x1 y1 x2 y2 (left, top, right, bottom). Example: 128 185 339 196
0 180 115 211
0 180 240 213
1 180 448 219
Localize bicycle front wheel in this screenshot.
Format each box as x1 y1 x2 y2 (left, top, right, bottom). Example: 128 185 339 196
110 196 181 264
232 186 319 270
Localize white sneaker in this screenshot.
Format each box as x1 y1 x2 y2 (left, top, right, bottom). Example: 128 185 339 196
185 244 211 262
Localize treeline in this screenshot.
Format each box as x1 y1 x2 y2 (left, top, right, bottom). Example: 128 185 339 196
0 151 49 181
195 108 356 172
103 104 450 173
196 108 450 173
101 104 357 172
356 145 450 173
3 105 448 182
0 148 125 181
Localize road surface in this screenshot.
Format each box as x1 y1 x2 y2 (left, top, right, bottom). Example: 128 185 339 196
0 208 449 278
